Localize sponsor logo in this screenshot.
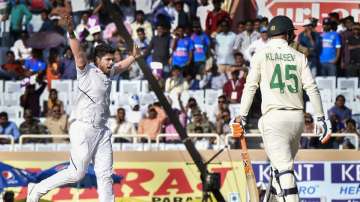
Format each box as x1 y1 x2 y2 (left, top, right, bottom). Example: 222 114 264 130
253 163 324 182
2 171 14 180
331 163 360 183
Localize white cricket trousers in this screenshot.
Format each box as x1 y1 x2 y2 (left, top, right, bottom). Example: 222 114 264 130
29 121 114 202
258 110 304 202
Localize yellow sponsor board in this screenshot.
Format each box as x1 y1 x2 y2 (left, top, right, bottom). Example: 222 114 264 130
3 161 247 202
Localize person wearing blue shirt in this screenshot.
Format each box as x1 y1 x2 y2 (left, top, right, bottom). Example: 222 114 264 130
0 112 20 143
191 20 210 76
171 26 194 69
319 18 341 76
298 19 322 76
328 95 352 132
24 49 46 73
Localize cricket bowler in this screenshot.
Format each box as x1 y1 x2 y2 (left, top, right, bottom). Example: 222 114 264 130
26 16 140 202
232 16 331 201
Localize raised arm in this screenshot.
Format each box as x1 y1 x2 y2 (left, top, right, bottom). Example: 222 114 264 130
65 15 87 70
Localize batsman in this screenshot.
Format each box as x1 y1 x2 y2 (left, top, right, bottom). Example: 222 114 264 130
232 16 331 201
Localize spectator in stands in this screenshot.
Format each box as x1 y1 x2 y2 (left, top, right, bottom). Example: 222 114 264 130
75 11 91 42
208 95 229 124
0 112 20 143
253 18 261 32
234 19 260 55
153 0 176 31
0 50 31 80
304 113 315 133
328 95 352 132
200 63 227 90
215 108 231 135
223 70 245 103
131 10 153 40
341 118 359 149
171 25 194 70
205 0 230 35
134 28 150 56
165 67 189 94
127 95 143 127
196 0 213 31
184 72 201 90
301 113 314 148
179 96 201 124
341 16 355 71
346 23 360 77
191 20 211 76
2 191 14 202
236 21 246 34
144 23 172 77
44 104 68 142
46 48 61 89
49 0 71 27
39 9 53 32
24 49 46 73
164 108 187 142
138 104 166 141
245 26 268 61
70 0 91 26
60 47 77 79
20 77 47 118
230 52 249 77
187 110 214 133
174 0 190 29
112 107 136 143
214 19 236 73
19 109 48 143
328 12 341 32
43 89 65 117
9 0 32 43
49 15 66 35
10 31 32 61
319 18 341 76
298 18 322 76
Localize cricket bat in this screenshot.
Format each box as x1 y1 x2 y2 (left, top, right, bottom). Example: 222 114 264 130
232 123 259 202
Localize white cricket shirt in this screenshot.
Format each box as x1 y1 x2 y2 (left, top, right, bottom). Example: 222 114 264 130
70 63 114 127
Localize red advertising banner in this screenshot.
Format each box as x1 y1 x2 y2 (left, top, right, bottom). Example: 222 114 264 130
255 0 360 25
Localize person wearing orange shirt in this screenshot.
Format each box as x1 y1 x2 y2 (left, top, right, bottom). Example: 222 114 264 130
46 49 61 89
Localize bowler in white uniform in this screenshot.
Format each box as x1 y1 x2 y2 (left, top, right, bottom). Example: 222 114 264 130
27 16 140 202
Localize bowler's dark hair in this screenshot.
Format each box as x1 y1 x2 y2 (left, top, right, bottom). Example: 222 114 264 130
94 43 115 60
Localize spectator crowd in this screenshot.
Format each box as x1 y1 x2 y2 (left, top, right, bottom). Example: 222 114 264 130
0 0 359 149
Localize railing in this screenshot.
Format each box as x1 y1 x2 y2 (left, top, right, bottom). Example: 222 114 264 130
1 133 357 151
225 133 359 150
112 134 151 143
0 135 14 145
19 134 69 145
155 133 220 150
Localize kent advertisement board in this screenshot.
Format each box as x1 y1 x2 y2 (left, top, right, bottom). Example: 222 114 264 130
253 161 360 201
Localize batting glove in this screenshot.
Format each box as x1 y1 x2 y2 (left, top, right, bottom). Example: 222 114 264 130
315 116 332 144
230 116 246 137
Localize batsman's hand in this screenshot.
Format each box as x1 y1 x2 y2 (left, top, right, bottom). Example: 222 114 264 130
315 116 332 144
230 116 246 138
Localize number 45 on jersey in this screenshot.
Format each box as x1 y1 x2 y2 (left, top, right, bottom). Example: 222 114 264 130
270 64 299 94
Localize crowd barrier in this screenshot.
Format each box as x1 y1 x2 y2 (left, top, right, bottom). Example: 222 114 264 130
1 133 358 152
